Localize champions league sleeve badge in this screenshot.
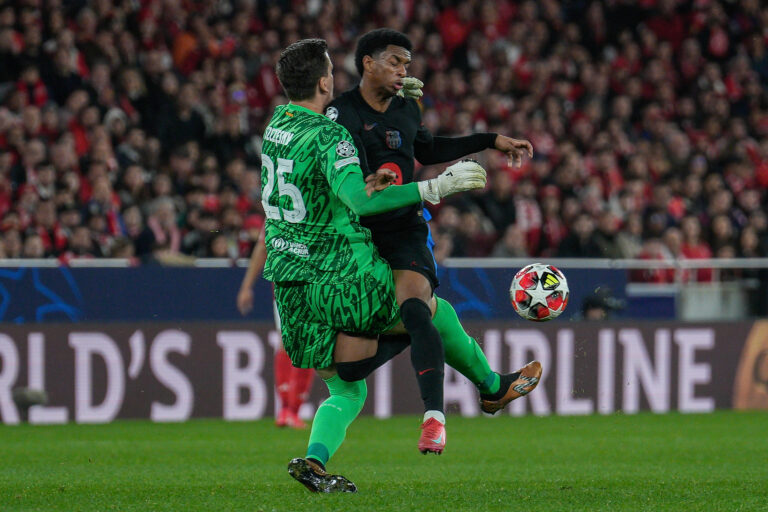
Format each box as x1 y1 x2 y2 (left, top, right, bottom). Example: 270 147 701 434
336 140 356 157
325 106 339 121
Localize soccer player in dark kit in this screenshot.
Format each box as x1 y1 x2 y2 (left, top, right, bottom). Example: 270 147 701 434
326 29 539 453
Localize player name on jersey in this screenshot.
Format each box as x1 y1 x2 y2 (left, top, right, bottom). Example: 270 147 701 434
264 126 294 146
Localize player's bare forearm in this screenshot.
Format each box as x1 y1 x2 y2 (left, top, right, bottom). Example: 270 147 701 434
237 235 267 315
240 235 267 291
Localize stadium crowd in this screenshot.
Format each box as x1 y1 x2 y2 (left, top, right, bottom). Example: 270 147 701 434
0 0 767 282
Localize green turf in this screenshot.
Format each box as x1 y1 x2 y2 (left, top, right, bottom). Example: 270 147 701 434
1 411 767 511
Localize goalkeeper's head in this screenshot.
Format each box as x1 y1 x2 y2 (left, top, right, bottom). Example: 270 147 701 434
276 38 334 106
355 28 413 98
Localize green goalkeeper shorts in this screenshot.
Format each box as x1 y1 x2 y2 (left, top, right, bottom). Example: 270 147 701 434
274 261 399 369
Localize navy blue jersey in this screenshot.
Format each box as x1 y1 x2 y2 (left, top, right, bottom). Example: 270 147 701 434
327 87 432 232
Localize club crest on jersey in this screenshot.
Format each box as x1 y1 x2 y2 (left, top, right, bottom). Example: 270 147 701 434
325 106 339 121
385 130 402 149
336 140 356 157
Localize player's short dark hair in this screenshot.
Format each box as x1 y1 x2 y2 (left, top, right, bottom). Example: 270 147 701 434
276 38 329 101
354 28 413 76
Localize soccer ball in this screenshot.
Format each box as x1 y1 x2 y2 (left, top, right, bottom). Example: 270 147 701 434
510 263 569 321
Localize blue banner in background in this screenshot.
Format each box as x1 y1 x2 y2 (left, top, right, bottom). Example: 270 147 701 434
434 266 629 321
0 266 632 324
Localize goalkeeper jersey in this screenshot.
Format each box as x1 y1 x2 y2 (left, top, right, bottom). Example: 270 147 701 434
261 103 379 285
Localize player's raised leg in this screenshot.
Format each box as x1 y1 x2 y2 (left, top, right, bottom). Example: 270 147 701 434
432 297 542 413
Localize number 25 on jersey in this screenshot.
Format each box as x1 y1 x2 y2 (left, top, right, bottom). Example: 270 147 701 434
261 154 307 223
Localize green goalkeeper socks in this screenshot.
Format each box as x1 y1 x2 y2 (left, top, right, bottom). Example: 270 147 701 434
433 297 500 395
306 375 367 466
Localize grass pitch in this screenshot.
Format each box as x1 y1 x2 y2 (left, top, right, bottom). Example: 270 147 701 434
1 411 767 511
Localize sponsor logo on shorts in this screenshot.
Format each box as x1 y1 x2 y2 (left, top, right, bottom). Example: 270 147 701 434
271 237 309 258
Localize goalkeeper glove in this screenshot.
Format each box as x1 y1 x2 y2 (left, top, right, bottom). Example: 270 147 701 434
417 159 487 205
396 77 424 99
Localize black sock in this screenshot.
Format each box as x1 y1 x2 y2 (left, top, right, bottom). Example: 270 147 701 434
400 298 444 413
482 371 522 400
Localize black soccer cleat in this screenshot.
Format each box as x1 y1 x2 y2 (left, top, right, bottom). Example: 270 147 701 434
287 458 357 493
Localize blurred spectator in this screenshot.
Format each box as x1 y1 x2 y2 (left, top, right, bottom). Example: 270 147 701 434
3 229 22 258
33 199 66 255
632 238 676 283
593 210 622 259
491 224 529 258
63 225 98 259
479 171 516 233
22 232 45 258
208 231 237 259
662 226 690 282
182 209 219 257
557 213 602 258
681 215 714 281
616 213 643 259
537 185 567 257
452 210 496 257
135 197 180 256
111 237 136 260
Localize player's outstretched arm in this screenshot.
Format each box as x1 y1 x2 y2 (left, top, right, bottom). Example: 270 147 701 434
336 160 487 215
236 233 267 315
415 134 534 167
414 132 498 165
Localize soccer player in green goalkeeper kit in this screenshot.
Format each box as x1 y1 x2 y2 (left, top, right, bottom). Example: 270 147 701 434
262 38 540 493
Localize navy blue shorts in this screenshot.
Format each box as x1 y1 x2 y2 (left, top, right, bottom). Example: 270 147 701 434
370 215 439 292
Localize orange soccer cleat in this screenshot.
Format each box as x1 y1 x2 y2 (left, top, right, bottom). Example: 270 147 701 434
479 361 543 414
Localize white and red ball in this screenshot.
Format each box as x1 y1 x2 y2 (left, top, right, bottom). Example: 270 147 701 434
510 263 569 321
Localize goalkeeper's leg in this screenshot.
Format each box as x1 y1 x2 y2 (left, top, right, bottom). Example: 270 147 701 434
304 373 366 470
289 371 364 494
432 297 542 414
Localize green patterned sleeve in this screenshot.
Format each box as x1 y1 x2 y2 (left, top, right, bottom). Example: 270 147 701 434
316 123 365 195
336 175 421 216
